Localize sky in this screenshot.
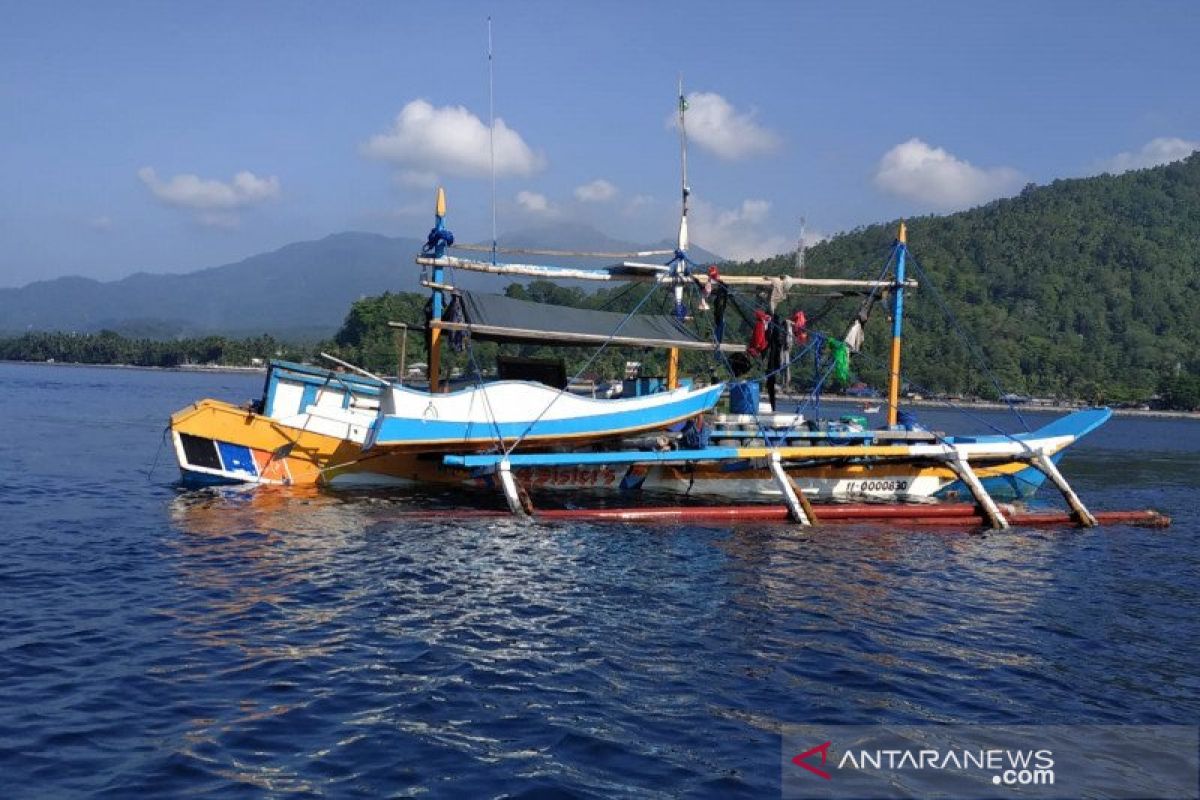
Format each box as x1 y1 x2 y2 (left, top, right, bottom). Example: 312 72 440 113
2 0 1198 287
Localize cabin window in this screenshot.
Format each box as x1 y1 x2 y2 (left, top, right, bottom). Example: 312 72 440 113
179 433 222 470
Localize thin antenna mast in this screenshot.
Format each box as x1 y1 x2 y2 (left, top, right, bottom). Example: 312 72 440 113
488 17 497 263
795 216 806 278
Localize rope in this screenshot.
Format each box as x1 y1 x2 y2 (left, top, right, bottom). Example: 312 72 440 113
145 426 170 481
906 251 1031 432
463 334 508 452
501 281 662 456
799 319 1025 445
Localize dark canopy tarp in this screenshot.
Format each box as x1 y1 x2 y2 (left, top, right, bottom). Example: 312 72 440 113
431 291 744 352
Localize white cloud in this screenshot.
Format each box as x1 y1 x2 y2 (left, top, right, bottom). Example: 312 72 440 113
691 198 791 261
669 92 780 160
574 178 617 203
137 167 280 211
362 99 544 179
87 215 113 231
394 169 439 189
874 138 1024 210
516 190 555 215
1102 137 1199 174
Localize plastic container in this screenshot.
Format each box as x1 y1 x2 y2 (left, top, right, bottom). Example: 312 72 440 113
729 381 762 415
622 377 664 397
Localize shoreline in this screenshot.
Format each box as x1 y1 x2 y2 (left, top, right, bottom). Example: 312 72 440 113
1 359 267 376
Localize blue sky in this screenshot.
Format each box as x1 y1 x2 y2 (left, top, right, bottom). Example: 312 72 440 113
2 0 1198 287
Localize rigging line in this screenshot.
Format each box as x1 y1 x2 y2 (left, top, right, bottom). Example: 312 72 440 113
145 426 170 482
701 248 897 424
502 281 663 457
488 17 497 264
799 319 1024 445
716 244 897 387
906 251 1030 432
463 333 507 452
704 313 785 442
594 280 642 312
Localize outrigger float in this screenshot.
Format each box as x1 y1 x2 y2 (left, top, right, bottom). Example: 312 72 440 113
168 89 1168 531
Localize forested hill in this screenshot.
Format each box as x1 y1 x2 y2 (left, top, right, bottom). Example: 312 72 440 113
740 152 1200 403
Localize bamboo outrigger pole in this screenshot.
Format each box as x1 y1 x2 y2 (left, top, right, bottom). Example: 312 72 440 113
886 222 908 426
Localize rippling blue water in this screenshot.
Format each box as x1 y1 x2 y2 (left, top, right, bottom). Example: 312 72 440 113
2 362 1197 797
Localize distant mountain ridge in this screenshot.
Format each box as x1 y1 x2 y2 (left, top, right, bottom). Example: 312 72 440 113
2 224 723 339
1 232 424 339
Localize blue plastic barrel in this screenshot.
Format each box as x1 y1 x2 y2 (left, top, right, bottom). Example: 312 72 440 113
729 381 761 414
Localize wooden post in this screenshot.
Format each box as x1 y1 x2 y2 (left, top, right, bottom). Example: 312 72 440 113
497 458 530 517
428 327 442 393
769 451 812 525
666 347 680 390
945 453 1009 530
393 323 408 384
1029 450 1098 527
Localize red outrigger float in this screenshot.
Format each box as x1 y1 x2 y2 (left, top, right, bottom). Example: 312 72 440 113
388 503 1170 529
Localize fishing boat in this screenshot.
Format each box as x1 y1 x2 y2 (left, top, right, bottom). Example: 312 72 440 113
166 86 1121 530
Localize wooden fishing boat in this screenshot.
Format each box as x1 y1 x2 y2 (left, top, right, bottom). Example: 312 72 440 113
168 86 1122 530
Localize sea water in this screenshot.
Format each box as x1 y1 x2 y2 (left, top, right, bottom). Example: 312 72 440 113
1 362 1197 797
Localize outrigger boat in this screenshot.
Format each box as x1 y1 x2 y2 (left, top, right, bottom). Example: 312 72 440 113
167 88 1127 530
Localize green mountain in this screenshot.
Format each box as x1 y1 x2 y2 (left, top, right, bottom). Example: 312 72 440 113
739 152 1200 404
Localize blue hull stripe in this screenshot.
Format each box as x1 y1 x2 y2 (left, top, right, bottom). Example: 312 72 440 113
373 385 722 447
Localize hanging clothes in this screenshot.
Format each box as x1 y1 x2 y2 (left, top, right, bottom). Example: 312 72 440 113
767 278 787 312
790 310 808 345
844 293 878 353
712 284 729 344
698 265 719 311
747 309 770 357
830 339 851 384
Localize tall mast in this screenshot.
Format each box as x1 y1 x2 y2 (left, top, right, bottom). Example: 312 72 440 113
676 75 689 254
886 221 907 426
488 17 497 263
667 77 689 390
